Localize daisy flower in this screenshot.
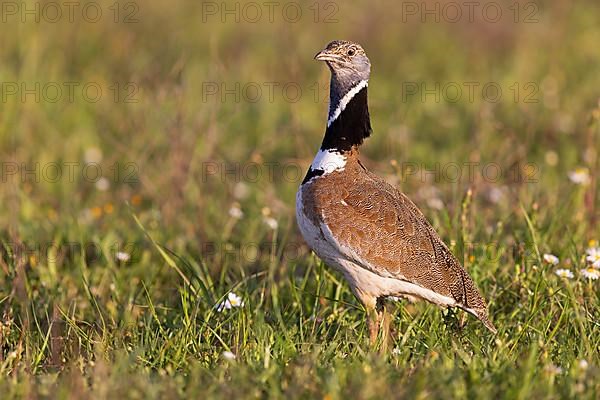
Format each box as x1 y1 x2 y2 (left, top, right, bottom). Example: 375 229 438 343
585 247 600 268
116 251 131 262
543 253 559 265
217 292 244 312
580 267 600 280
264 217 278 230
95 177 110 191
260 207 278 230
568 167 590 185
228 204 243 219
555 269 574 279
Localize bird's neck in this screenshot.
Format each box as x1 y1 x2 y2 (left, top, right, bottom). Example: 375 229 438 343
320 79 372 153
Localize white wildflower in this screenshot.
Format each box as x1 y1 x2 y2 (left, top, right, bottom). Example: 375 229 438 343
488 186 507 204
585 247 600 268
228 204 243 219
580 267 600 280
264 217 278 230
543 253 559 265
116 251 131 262
222 351 236 361
555 269 574 279
586 246 599 256
95 177 110 191
217 292 244 312
568 167 590 185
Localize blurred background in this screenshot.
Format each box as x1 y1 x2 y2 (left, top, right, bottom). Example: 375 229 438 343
0 0 599 396
2 0 598 239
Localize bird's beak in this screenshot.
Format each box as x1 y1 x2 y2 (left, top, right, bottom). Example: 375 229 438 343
314 50 340 62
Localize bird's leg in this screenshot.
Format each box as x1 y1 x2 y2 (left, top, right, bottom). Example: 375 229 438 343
368 307 379 346
378 298 392 351
368 297 392 350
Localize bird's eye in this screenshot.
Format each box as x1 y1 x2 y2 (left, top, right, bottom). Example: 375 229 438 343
347 49 355 56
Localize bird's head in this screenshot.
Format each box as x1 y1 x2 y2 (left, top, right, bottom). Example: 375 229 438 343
314 40 373 151
314 40 371 83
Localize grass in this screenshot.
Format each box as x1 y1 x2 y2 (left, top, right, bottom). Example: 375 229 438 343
0 0 599 398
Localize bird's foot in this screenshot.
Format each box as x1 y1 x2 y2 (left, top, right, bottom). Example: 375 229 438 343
368 298 394 352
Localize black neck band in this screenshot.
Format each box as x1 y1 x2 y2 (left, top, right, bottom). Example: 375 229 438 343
320 86 372 152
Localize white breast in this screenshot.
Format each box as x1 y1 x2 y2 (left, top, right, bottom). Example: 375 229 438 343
309 150 347 176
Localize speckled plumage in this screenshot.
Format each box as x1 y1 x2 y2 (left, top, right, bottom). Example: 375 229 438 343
297 150 496 333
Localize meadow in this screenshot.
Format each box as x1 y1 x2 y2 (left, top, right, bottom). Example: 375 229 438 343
0 0 599 398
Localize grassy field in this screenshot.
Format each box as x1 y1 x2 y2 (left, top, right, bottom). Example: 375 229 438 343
1 0 599 398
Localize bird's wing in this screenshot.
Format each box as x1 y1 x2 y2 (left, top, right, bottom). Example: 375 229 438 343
310 166 496 332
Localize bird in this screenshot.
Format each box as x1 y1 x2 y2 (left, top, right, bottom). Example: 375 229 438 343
296 40 496 345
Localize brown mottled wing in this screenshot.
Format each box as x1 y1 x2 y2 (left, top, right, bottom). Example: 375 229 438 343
318 167 496 333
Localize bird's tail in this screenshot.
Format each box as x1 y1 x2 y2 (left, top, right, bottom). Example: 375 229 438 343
460 304 497 334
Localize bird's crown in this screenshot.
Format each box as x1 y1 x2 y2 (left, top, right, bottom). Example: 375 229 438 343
315 40 367 62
